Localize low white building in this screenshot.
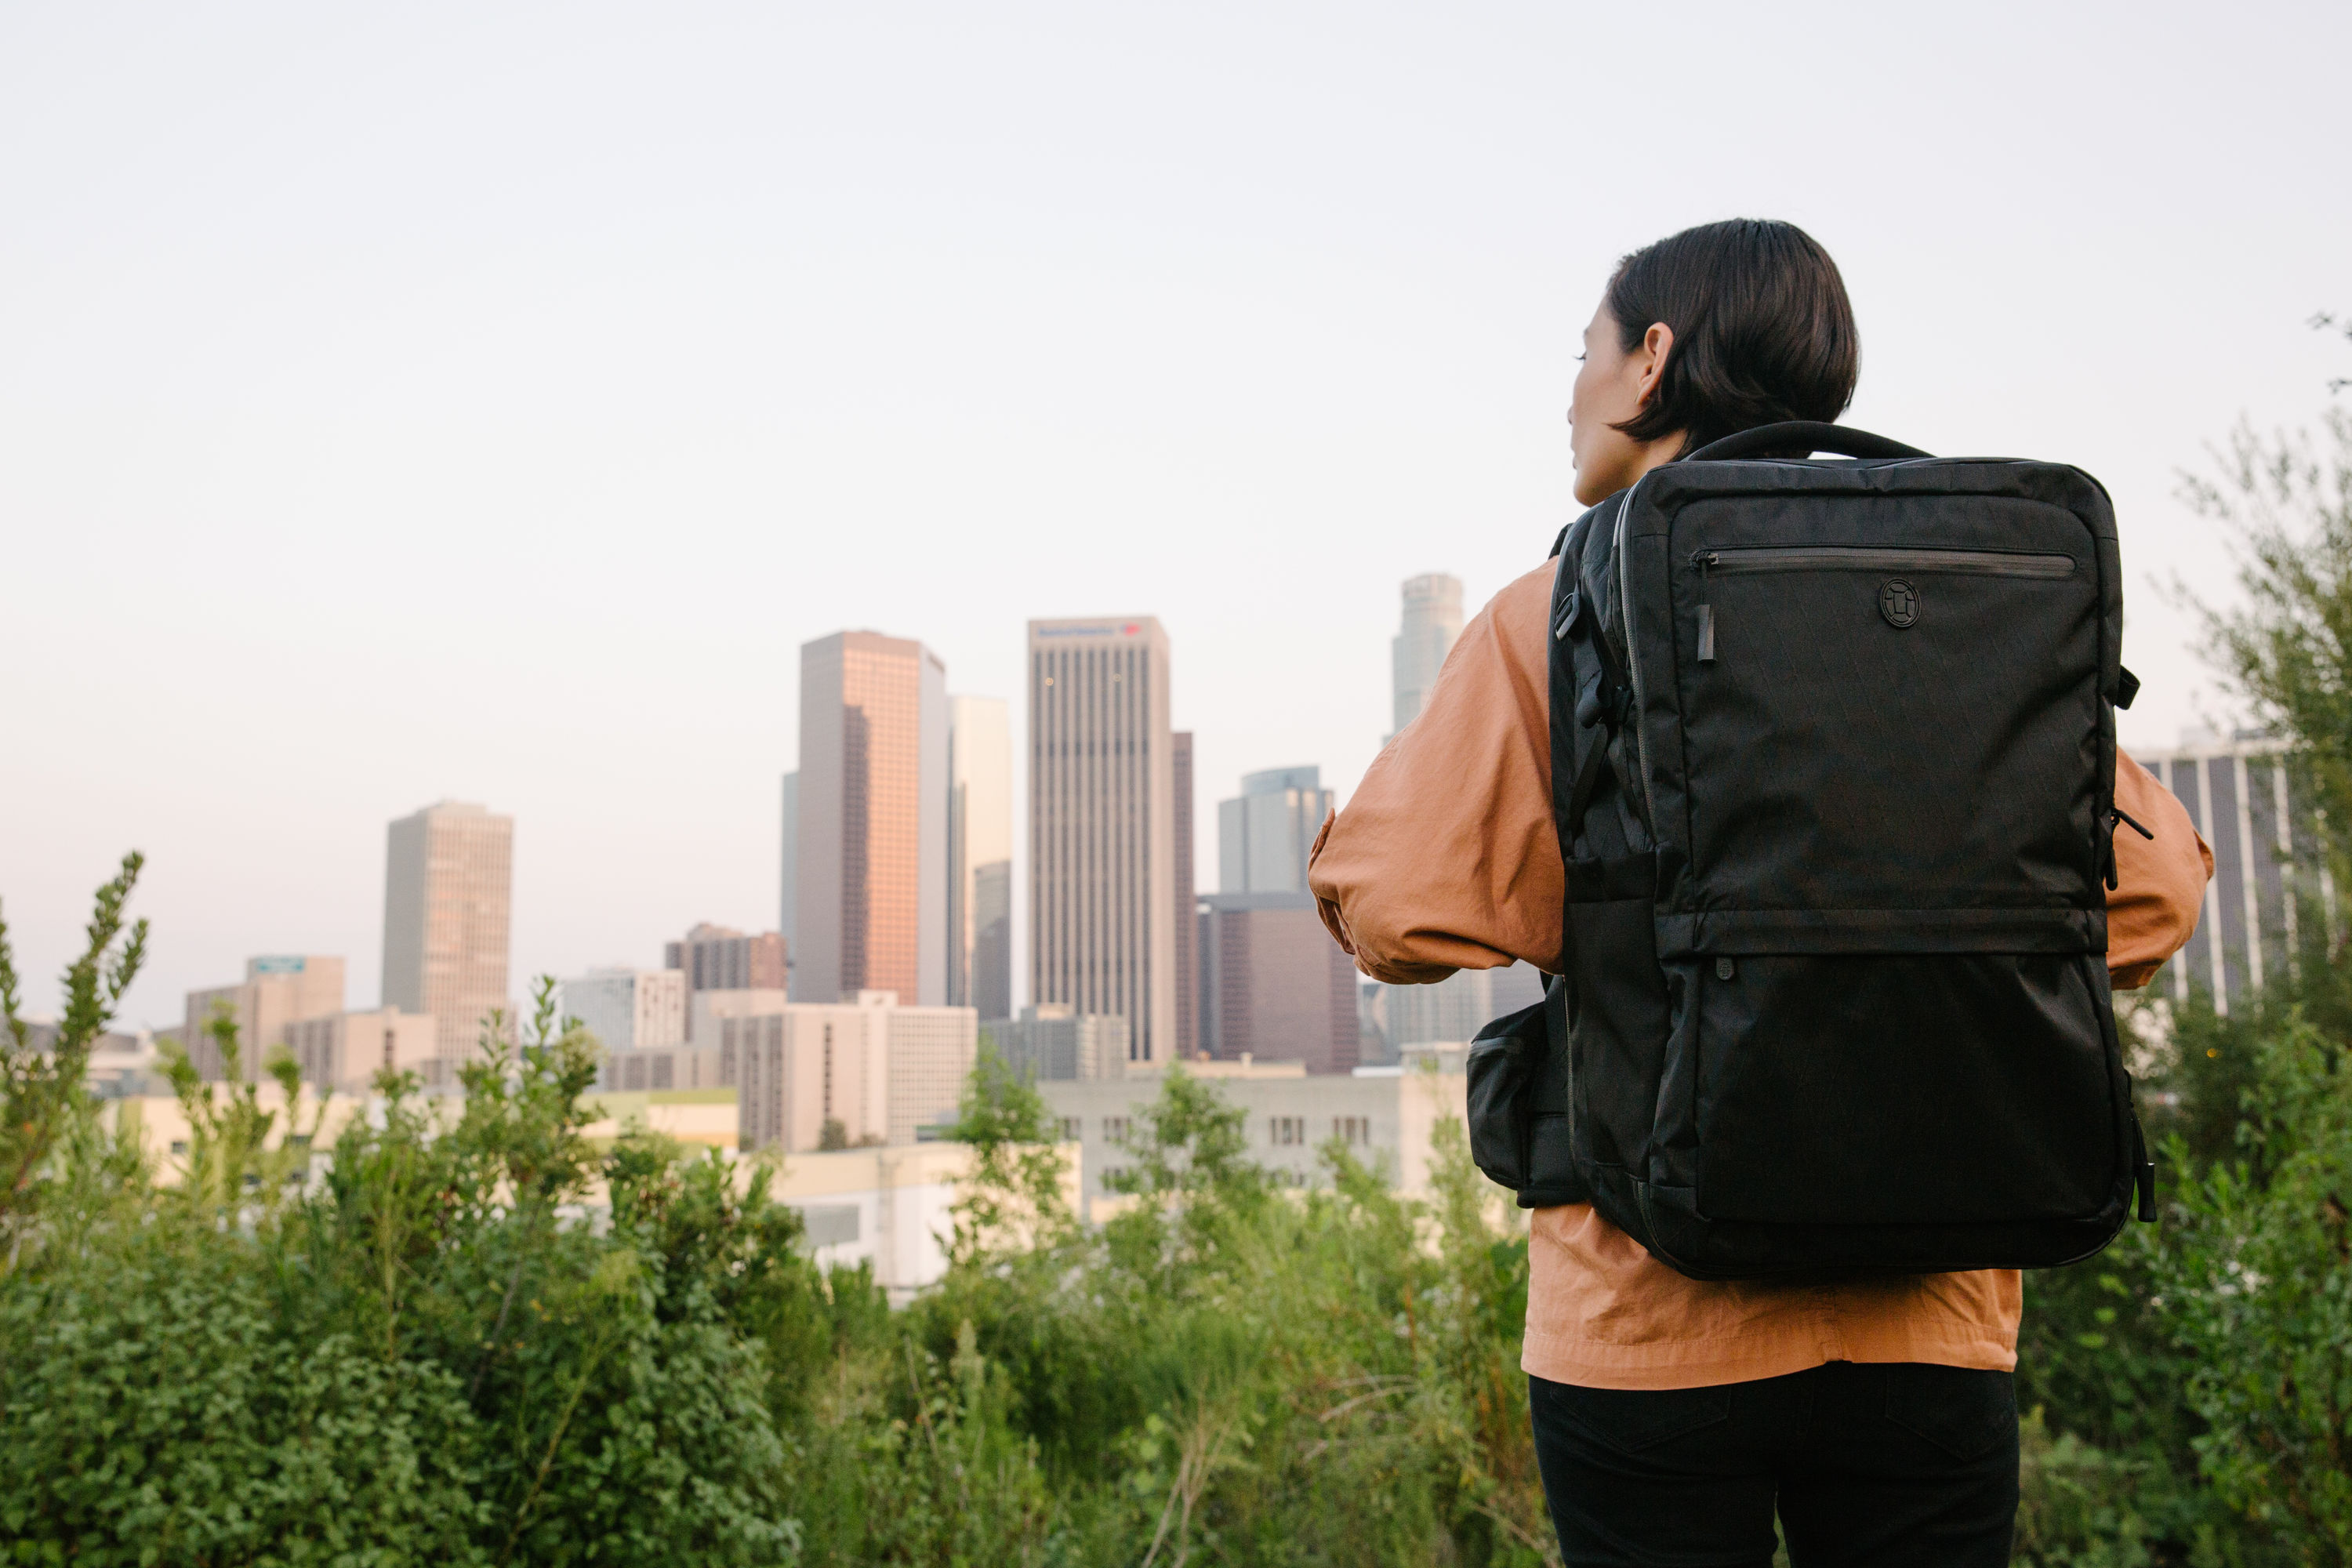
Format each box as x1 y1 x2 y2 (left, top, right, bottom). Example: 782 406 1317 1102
763 1141 1080 1303
1038 1057 1471 1220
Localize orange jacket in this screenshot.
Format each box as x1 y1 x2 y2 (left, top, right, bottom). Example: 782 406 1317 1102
1309 560 2212 1389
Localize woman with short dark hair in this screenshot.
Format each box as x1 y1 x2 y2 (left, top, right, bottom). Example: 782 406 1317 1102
1308 219 2212 1564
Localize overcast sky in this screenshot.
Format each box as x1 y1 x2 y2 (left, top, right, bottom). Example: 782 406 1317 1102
4 1 2347 1032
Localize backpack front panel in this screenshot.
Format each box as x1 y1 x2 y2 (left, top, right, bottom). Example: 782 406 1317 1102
1628 468 2120 955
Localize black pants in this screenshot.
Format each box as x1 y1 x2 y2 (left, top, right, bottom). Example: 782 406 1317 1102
1530 1363 2018 1566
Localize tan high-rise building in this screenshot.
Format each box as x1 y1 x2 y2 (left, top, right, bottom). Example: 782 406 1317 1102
1028 615 1176 1068
184 955 346 1082
947 695 1013 1020
382 801 514 1058
795 633 948 1006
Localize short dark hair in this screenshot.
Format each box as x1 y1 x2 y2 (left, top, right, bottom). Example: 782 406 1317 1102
1606 219 1859 454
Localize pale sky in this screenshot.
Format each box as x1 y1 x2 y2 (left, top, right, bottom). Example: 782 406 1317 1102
5 2 2347 1032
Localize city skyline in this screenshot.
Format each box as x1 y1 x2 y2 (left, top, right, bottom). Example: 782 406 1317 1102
87 597 2317 1051
9 8 2335 1029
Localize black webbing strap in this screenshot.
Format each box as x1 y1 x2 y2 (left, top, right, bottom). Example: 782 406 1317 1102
1563 725 1611 853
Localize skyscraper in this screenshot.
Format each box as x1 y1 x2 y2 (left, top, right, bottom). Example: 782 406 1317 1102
796 632 949 1006
1029 615 1176 1067
1218 765 1334 895
1198 891 1358 1073
662 924 786 1038
1171 731 1198 1058
947 695 1014 1020
383 801 513 1057
1392 574 1464 738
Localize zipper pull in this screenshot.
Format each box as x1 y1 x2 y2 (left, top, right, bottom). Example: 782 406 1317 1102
1694 550 1718 663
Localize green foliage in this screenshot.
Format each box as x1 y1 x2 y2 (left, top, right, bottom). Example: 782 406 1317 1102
2160 1018 2352 1557
0 922 815 1565
945 1042 1072 1265
1 862 1551 1565
2182 407 2352 906
0 851 147 1261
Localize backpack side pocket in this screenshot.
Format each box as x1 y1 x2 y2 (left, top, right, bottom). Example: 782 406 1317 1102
1468 997 1547 1192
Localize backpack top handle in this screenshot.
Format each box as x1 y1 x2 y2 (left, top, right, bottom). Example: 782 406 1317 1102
1682 420 1931 464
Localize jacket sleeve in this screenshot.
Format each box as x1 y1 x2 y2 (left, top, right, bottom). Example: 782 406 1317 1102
1308 563 1563 984
2107 750 2213 989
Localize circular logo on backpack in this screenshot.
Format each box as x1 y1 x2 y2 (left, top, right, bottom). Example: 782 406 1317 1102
1879 579 1918 628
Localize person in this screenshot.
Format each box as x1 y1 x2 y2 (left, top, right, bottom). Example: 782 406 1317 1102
1308 219 2213 1566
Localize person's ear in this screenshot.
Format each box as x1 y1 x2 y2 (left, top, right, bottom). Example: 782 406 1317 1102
1633 322 1675 406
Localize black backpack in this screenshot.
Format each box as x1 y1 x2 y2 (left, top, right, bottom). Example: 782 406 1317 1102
1467 422 2159 1280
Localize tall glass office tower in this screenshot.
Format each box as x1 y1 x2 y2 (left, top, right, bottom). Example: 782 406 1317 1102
1027 616 1176 1067
795 631 949 1006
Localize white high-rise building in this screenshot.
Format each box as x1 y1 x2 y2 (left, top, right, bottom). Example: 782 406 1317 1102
1218 766 1335 895
2144 733 2336 1014
383 801 513 1057
796 632 950 1006
1029 616 1176 1068
947 695 1014 1020
1392 574 1464 739
560 967 686 1052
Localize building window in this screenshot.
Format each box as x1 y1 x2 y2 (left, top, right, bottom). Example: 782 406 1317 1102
1058 1116 1082 1142
1334 1116 1370 1146
1101 1166 1125 1192
1269 1116 1305 1147
1102 1116 1130 1145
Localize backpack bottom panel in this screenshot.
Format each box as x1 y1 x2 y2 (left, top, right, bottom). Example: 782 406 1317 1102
1687 951 2118 1227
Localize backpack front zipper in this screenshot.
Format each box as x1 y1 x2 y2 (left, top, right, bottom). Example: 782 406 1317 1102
1689 546 2077 668
1694 546 2077 578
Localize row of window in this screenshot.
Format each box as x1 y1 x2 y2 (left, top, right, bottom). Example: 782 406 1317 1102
1063 1113 1374 1148
1097 1163 1317 1194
